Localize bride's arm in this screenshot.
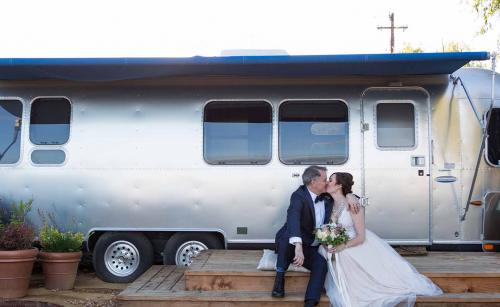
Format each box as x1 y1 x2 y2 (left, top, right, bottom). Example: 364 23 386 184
334 207 366 252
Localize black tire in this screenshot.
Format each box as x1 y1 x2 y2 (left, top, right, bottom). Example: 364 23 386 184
93 232 154 283
163 232 223 266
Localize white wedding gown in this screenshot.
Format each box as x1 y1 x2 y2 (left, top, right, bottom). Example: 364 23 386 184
319 205 443 307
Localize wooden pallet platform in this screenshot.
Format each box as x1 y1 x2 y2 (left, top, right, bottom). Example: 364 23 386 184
117 250 500 306
185 250 500 293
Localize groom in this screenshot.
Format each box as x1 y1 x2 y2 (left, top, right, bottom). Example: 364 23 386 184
272 166 359 307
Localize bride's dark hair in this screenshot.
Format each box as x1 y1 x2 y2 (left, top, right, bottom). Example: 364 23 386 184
331 172 354 196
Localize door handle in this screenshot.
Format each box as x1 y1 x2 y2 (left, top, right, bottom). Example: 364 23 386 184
411 156 425 167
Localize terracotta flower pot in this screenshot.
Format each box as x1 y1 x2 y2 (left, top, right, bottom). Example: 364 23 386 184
0 248 38 299
38 251 82 290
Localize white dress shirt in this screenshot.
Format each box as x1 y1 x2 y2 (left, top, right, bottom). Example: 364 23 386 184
289 188 325 246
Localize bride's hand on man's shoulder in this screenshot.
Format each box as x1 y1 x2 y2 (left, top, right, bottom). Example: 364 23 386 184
346 193 361 214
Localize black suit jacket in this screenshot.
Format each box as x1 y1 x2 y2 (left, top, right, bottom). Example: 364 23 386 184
276 185 334 247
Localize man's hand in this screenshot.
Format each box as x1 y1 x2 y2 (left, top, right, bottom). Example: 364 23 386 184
293 243 304 266
346 193 360 214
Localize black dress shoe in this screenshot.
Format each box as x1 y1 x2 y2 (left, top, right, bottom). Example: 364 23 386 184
304 300 317 307
271 271 285 298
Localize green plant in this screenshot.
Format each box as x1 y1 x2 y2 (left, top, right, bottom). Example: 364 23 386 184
37 208 84 253
39 224 84 253
0 200 35 251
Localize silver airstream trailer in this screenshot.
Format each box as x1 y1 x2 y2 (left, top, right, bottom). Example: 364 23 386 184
0 52 498 283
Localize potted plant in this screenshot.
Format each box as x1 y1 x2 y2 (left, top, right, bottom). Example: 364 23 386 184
38 216 84 290
0 200 37 299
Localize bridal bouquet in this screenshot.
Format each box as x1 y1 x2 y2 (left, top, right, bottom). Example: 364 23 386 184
315 222 349 249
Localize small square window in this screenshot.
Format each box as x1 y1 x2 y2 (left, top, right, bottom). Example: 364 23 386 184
30 98 71 145
376 102 415 148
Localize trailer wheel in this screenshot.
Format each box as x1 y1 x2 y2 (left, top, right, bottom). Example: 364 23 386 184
93 232 154 283
163 232 223 266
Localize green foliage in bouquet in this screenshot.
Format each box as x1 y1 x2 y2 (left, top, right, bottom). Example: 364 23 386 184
39 224 84 253
0 200 35 250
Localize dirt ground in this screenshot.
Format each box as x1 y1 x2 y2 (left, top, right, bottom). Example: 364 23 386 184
2 256 128 307
14 272 127 307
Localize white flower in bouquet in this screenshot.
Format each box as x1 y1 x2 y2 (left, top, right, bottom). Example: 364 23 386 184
315 222 350 250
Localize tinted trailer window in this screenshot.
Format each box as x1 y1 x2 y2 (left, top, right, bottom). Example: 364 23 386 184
204 101 272 165
30 98 71 145
279 100 348 165
0 100 22 164
487 108 500 166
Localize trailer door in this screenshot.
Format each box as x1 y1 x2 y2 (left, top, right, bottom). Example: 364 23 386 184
361 87 431 244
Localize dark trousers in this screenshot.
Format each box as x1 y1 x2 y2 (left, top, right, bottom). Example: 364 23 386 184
276 236 327 302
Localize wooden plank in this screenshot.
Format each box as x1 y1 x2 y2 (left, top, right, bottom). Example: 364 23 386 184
119 265 164 296
171 274 187 292
118 289 500 304
416 292 500 303
406 252 500 274
430 276 500 293
155 268 185 292
185 273 500 293
187 250 500 275
119 290 330 302
185 274 309 292
139 265 176 291
184 250 500 293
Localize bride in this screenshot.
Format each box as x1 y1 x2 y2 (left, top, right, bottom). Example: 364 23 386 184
319 172 443 307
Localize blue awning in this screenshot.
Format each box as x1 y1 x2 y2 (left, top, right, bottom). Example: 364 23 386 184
0 52 490 82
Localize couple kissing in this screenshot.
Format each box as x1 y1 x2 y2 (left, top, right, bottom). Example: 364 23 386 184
272 166 442 307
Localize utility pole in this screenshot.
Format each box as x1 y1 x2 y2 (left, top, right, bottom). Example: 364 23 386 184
377 12 408 53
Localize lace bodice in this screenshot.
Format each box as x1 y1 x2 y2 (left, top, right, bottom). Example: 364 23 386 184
333 202 357 239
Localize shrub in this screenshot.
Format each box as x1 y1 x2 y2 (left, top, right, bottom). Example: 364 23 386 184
0 223 35 250
0 200 35 251
39 224 84 253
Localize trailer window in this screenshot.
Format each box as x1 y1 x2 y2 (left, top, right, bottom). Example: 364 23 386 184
487 108 500 166
204 101 272 165
30 98 71 145
376 102 415 148
0 100 22 164
279 100 348 165
31 149 66 165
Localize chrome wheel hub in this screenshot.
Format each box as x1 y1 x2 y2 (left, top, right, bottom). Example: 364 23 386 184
175 241 208 266
104 240 140 277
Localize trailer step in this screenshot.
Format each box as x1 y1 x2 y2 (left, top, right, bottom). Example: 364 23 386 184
117 250 500 306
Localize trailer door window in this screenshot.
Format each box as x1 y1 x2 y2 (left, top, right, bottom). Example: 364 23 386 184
30 98 71 145
376 102 415 148
487 108 500 166
279 100 348 165
0 100 22 164
204 101 272 165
